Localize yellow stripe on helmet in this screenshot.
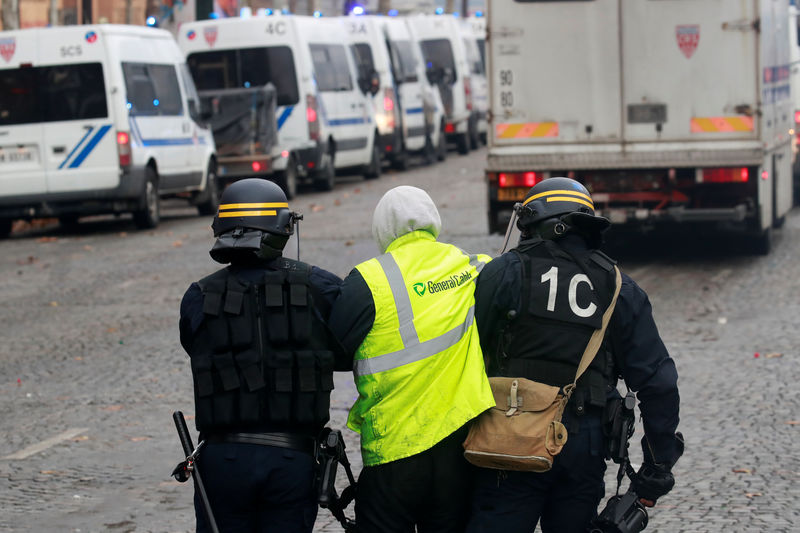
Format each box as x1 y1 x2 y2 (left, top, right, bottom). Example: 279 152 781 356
522 189 593 206
219 202 289 210
544 196 594 209
218 210 278 217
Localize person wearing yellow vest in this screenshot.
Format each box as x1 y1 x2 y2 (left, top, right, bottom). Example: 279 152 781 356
328 185 495 533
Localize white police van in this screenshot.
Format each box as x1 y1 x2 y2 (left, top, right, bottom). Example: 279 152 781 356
343 15 447 169
406 14 477 155
0 24 218 237
460 18 488 146
179 14 379 197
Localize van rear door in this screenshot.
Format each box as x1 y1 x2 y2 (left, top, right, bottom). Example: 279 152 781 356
37 28 117 194
0 30 47 198
488 0 622 145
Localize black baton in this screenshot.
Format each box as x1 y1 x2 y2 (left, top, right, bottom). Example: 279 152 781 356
173 411 220 533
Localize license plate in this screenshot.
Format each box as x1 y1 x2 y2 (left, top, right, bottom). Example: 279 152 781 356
0 148 33 164
497 188 527 202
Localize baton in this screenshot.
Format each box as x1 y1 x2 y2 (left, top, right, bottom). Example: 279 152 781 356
173 411 220 533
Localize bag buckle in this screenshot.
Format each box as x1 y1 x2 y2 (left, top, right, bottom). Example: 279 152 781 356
506 379 523 416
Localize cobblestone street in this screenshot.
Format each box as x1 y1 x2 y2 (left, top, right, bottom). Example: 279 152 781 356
0 148 798 532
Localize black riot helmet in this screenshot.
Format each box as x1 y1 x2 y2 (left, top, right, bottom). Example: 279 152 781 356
515 177 610 242
209 178 298 264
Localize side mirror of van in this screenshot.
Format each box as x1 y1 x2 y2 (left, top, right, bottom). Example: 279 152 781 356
197 99 213 122
369 71 380 96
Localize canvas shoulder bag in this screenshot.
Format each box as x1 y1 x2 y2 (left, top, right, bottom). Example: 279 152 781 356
463 265 621 473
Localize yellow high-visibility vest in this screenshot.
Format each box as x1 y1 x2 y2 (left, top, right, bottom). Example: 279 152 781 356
348 230 495 466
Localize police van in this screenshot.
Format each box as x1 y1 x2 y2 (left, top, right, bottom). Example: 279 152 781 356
460 17 488 146
343 15 447 169
179 14 380 197
0 24 218 237
406 14 477 155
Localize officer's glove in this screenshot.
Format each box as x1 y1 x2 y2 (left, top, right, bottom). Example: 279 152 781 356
631 461 674 506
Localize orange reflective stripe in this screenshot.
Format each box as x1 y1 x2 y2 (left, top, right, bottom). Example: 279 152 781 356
495 122 558 139
545 196 594 209
522 189 593 206
218 210 277 217
690 116 754 133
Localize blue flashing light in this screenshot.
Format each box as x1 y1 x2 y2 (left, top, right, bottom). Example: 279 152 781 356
352 6 365 15
146 16 157 26
435 7 444 15
281 8 290 14
126 102 132 109
244 81 251 88
453 12 460 17
209 12 219 19
153 99 160 107
313 10 322 18
475 11 484 17
388 9 398 17
265 8 273 15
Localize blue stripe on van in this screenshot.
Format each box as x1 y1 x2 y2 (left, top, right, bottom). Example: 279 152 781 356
405 107 424 115
69 125 111 168
277 106 294 130
328 117 368 126
141 138 196 146
59 127 95 169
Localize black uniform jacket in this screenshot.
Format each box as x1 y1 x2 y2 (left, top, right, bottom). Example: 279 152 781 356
474 235 682 467
179 257 349 370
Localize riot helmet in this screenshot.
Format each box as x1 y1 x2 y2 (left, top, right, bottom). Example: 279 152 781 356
515 177 610 242
209 178 298 264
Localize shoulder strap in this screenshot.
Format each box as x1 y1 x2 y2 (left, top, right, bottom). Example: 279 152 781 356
571 265 621 388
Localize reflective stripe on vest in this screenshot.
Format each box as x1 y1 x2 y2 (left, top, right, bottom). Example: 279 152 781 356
354 252 486 377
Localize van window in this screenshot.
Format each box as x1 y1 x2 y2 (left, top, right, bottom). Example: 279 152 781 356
351 43 375 75
122 63 183 116
463 38 484 76
420 39 457 82
0 63 107 126
393 40 419 82
476 39 486 72
186 46 300 106
310 44 354 92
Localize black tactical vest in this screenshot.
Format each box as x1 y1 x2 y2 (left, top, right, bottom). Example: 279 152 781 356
189 258 336 433
501 239 617 411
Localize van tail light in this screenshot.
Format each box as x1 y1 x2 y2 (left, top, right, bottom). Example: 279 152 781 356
701 167 749 183
463 76 473 111
117 131 131 167
383 88 396 130
794 110 800 124
445 122 455 133
306 94 320 141
491 171 542 188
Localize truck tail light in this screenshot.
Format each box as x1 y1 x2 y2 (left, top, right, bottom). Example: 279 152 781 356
701 167 749 183
794 110 800 124
494 171 541 188
463 75 473 111
306 94 320 141
117 131 131 167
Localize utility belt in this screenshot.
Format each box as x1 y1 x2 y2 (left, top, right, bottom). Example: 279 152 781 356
205 431 316 455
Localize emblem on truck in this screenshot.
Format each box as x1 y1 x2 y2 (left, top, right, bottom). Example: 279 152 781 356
0 37 15 63
675 25 700 59
204 27 218 47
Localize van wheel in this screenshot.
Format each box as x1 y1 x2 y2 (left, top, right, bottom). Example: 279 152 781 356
392 146 410 171
437 127 448 162
456 132 470 155
314 152 335 192
196 162 220 216
749 227 772 256
133 167 161 229
364 143 382 180
277 156 298 199
468 118 480 150
0 218 12 239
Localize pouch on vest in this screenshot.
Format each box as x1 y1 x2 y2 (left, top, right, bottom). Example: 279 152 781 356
264 271 289 345
268 350 293 422
235 348 265 423
315 351 335 422
211 351 239 425
295 350 316 423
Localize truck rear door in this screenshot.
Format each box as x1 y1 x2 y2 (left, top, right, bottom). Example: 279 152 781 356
621 0 759 143
488 0 622 145
0 29 47 198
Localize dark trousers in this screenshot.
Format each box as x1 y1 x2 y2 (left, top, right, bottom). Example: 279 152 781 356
355 425 472 533
195 442 317 533
466 413 607 533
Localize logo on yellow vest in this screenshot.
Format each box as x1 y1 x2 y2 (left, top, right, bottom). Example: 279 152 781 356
413 270 473 296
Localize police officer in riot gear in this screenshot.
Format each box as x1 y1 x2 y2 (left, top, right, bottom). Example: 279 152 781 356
179 178 347 532
466 177 683 533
